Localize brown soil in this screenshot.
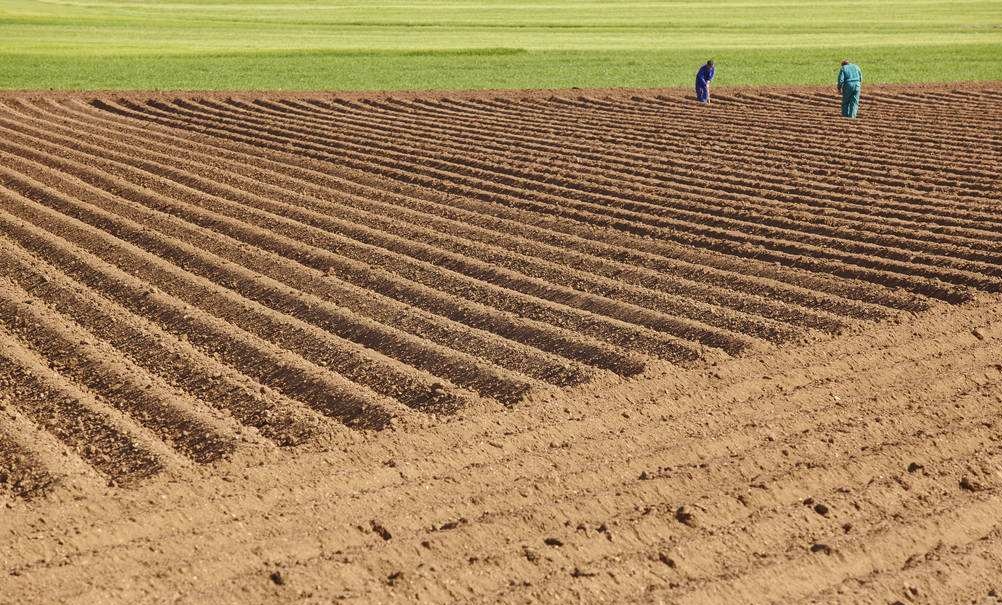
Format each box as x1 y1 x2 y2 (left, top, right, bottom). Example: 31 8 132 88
1 84 1000 604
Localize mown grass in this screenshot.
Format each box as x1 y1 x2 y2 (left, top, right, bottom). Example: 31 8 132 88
1 0 1000 90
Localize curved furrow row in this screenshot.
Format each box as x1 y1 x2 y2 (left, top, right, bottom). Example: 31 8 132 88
0 279 236 465
731 90 999 142
51 103 661 375
0 143 580 397
535 96 999 214
173 98 1002 294
74 100 825 339
0 125 684 374
787 90 1002 134
69 99 881 329
117 98 980 301
549 94 998 195
0 239 340 448
11 100 769 354
380 96 1002 243
621 93 1000 176
172 101 801 346
285 96 1002 264
87 101 712 363
0 195 402 431
0 411 72 499
447 95 1002 223
210 97 1002 278
0 159 491 414
0 333 165 491
99 97 934 314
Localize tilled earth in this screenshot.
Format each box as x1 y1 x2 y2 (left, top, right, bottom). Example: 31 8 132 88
0 84 1000 604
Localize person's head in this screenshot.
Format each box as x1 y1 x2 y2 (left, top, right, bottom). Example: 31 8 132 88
707 60 714 67
841 59 850 66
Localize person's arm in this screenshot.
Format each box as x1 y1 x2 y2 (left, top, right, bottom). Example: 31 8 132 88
708 66 715 82
837 66 845 93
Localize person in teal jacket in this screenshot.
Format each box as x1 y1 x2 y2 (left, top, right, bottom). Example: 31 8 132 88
837 60 862 118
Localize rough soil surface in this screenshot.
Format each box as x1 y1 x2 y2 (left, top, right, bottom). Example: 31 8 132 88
1 84 1000 603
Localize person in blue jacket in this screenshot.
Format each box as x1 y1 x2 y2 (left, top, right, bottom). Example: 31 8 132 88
837 59 863 118
695 60 715 104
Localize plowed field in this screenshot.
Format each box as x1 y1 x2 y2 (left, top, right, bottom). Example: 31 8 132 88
1 85 1001 604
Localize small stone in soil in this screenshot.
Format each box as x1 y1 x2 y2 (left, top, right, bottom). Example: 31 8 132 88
387 570 403 585
813 503 830 516
658 552 677 568
959 476 985 492
907 462 923 473
269 570 286 586
809 543 833 555
675 505 695 526
543 537 563 547
370 520 392 540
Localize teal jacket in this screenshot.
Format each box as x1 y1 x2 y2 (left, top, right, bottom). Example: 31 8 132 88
838 63 862 88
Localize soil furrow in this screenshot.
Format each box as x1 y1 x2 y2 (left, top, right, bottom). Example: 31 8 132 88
0 239 340 448
201 98 1002 289
0 151 501 413
585 95 998 187
11 99 733 370
0 282 233 465
107 98 959 307
67 99 872 331
290 95 1002 259
360 96 1002 251
0 400 103 499
0 196 402 430
91 100 712 364
154 98 994 299
123 99 754 355
450 95 1002 229
49 104 647 379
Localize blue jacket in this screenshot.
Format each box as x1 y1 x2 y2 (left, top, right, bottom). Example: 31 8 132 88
696 64 715 85
838 63 862 87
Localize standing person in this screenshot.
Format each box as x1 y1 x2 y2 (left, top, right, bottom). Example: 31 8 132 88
837 59 862 118
695 60 715 104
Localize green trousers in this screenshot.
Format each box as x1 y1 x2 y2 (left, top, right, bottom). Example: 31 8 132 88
841 83 860 118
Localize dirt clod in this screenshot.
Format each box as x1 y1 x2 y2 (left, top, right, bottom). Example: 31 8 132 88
435 518 467 531
675 505 695 526
960 476 985 492
809 543 833 555
269 570 285 586
370 520 392 541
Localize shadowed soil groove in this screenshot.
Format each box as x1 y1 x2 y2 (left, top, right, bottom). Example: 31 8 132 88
1 84 1001 603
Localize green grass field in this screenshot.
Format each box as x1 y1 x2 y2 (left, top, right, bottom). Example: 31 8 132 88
1 0 1000 91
